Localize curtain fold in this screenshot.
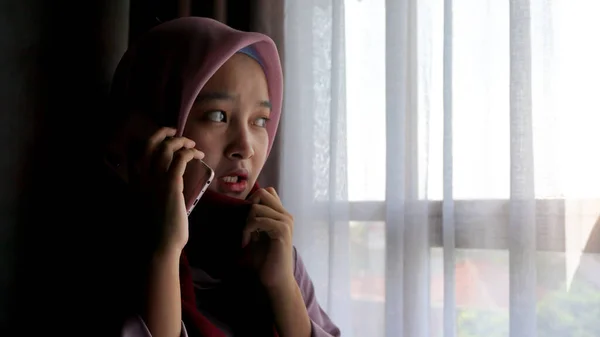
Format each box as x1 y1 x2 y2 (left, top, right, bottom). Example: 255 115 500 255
441 0 456 335
508 0 537 335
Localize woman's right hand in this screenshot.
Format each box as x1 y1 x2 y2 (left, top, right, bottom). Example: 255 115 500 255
131 127 204 254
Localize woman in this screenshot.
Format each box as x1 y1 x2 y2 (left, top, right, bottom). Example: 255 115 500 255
103 17 340 337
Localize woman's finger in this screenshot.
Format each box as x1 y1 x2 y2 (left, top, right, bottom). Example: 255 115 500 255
265 187 279 199
136 127 177 177
248 188 286 214
152 136 196 173
167 148 203 182
143 127 177 161
241 217 289 248
249 203 285 221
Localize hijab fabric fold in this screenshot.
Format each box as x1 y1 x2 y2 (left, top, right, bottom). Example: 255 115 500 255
108 17 283 337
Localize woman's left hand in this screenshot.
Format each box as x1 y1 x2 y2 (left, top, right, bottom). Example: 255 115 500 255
242 187 295 290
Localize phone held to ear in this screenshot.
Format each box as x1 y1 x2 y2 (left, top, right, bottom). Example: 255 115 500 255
186 160 215 216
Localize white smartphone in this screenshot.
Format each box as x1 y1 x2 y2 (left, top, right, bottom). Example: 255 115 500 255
185 159 215 216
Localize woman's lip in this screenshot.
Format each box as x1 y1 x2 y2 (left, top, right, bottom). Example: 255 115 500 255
219 169 249 180
220 173 249 179
217 179 248 193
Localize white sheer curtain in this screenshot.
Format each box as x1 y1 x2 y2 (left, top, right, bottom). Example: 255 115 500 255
277 0 600 336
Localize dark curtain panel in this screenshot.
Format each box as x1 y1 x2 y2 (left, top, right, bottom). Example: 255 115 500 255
128 0 275 44
1 1 284 335
0 0 129 335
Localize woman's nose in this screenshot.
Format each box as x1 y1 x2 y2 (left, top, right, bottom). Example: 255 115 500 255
226 127 254 159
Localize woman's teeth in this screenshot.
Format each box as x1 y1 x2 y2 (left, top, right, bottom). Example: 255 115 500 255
222 176 238 183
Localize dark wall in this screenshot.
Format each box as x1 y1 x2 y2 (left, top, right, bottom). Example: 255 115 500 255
0 0 129 334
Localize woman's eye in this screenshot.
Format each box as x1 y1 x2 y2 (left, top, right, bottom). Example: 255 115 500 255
255 117 270 128
206 110 226 122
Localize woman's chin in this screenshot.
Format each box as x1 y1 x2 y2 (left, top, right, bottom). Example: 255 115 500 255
212 187 248 200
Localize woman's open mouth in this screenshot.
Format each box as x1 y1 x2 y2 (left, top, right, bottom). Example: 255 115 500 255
217 173 248 194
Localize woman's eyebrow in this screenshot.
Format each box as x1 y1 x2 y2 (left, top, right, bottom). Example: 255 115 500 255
196 91 271 109
259 100 272 109
195 91 236 103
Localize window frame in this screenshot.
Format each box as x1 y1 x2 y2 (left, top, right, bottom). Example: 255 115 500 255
311 199 600 253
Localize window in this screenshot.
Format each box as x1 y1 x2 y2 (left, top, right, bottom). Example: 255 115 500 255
342 0 600 335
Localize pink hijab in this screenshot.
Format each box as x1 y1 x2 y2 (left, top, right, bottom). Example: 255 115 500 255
108 16 282 155
108 17 283 337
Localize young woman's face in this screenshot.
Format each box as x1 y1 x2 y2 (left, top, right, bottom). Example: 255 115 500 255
183 53 270 199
